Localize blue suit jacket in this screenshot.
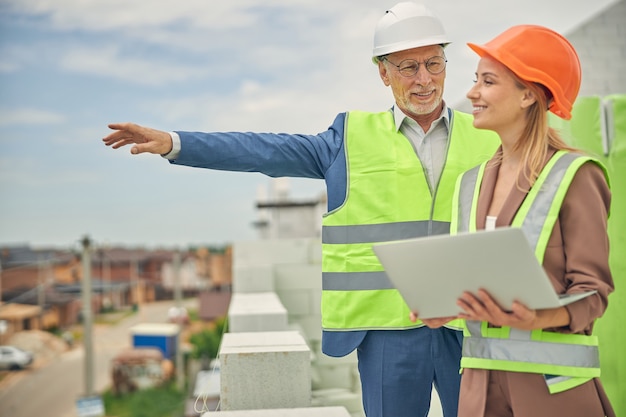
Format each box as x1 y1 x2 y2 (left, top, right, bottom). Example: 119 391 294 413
172 112 365 356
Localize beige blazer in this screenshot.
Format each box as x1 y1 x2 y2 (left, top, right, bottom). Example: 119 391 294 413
474 148 613 334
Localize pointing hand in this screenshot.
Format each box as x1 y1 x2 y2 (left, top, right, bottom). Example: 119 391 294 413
103 122 173 156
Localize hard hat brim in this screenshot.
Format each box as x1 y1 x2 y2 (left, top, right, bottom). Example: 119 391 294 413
372 40 450 64
373 38 451 59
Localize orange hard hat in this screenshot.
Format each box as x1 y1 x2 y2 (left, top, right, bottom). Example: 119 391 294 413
468 25 581 120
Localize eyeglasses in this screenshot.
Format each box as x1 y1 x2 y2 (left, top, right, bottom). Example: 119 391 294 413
382 56 447 76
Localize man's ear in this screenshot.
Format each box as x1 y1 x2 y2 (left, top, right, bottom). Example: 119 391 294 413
378 61 390 86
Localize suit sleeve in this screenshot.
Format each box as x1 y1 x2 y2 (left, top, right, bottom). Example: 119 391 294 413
169 114 346 180
557 162 614 333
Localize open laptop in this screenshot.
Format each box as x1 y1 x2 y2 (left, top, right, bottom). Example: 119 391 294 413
373 227 595 319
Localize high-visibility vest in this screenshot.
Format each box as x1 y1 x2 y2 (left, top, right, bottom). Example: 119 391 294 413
452 150 609 393
321 110 499 331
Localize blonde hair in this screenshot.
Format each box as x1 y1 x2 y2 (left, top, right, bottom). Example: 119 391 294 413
508 79 579 190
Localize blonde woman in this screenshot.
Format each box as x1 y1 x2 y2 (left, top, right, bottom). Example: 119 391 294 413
411 25 615 416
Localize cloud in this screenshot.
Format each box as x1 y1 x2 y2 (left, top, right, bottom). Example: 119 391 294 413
0 107 65 126
0 43 37 74
0 0 620 248
58 45 207 85
3 0 253 30
3 0 334 39
0 61 21 73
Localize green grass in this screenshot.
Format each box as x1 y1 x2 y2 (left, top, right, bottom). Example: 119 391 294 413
95 308 136 325
102 382 186 417
187 308 199 322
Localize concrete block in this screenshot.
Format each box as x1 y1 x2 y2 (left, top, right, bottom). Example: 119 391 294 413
219 331 312 411
311 389 364 414
312 350 360 392
233 239 316 267
292 315 322 343
308 240 323 264
202 406 351 416
277 289 312 316
232 265 275 293
274 264 321 291
228 292 288 333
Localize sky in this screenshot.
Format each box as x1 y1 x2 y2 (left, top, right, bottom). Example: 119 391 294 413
0 0 618 250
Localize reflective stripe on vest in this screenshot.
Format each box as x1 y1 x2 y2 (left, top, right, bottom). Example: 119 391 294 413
451 164 484 234
320 110 500 331
322 220 449 244
454 151 607 393
463 320 600 373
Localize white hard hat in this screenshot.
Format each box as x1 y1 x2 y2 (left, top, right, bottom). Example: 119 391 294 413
372 2 450 61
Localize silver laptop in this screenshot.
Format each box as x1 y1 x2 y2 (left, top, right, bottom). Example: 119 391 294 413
373 227 595 319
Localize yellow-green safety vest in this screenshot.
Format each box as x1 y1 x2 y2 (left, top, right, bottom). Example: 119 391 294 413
452 150 610 394
321 110 499 331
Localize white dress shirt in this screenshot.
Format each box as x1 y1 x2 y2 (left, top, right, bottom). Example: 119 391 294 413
393 104 450 194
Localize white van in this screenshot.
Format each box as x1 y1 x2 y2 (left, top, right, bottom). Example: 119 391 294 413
0 345 34 370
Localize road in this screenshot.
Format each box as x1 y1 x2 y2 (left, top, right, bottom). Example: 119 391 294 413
0 299 196 417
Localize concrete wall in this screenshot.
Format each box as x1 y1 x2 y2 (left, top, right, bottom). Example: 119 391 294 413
454 0 626 113
567 0 626 97
217 237 364 416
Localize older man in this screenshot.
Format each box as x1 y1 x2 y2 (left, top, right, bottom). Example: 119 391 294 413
103 3 499 416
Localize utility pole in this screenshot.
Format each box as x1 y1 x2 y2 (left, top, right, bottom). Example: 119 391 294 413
131 256 139 311
103 247 111 311
81 236 94 396
37 255 45 327
173 250 184 391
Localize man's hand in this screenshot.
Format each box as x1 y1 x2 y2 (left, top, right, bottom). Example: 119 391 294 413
409 312 458 329
103 122 173 155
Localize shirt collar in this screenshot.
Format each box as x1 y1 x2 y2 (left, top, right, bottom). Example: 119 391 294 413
391 102 450 133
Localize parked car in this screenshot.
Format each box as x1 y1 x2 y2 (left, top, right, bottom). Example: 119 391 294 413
167 306 189 325
0 345 34 370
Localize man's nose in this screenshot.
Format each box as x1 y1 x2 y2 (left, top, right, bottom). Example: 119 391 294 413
413 65 432 84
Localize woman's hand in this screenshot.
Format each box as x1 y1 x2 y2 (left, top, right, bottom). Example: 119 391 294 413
457 289 539 330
